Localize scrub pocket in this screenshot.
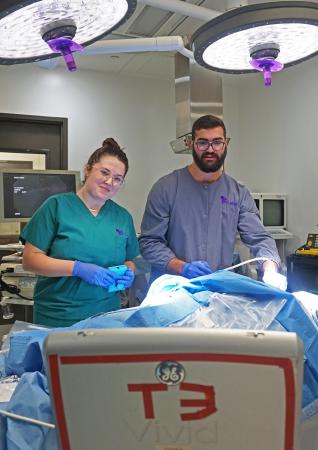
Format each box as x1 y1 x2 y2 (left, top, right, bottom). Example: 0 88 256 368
114 232 128 261
219 202 240 269
221 202 240 237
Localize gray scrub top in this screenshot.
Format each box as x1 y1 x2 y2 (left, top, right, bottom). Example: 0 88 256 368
139 168 280 277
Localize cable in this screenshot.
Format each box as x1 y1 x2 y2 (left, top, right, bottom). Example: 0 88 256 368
223 257 272 272
0 408 55 429
0 271 33 301
8 291 32 301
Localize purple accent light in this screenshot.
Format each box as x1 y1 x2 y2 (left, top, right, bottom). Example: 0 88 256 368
47 37 83 72
250 58 284 87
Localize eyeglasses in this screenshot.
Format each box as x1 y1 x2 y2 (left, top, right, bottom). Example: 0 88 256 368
195 138 230 152
99 168 125 186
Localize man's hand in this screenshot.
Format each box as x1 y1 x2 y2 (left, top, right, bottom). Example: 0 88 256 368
262 260 287 291
263 271 287 291
181 260 212 279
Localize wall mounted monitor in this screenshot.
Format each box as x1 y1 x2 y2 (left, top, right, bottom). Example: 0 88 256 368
251 193 289 234
261 193 287 230
0 169 81 222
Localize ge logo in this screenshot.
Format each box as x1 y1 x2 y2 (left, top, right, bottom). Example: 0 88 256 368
155 361 185 385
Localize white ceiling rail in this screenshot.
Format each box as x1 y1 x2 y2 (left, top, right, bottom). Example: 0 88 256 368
138 0 221 21
82 35 194 59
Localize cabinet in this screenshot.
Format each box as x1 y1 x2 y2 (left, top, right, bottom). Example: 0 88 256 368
287 254 318 294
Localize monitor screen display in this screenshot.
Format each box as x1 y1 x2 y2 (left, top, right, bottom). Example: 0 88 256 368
0 170 80 221
263 199 285 227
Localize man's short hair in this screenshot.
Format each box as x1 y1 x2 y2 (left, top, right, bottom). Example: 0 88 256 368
192 115 226 140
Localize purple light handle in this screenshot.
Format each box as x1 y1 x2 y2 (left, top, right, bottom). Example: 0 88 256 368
249 58 284 88
263 67 272 87
47 38 83 72
61 49 77 72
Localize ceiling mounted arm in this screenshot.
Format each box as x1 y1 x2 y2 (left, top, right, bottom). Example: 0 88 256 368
82 35 193 60
138 0 220 21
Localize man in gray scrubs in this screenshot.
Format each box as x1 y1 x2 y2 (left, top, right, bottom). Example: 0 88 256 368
139 115 286 289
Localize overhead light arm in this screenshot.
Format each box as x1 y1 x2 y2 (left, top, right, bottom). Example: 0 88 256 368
138 0 220 21
82 35 193 60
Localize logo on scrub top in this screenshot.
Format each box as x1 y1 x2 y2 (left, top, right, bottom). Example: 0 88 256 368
220 195 238 206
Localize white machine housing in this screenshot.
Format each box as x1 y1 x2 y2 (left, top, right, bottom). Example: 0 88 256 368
45 328 303 450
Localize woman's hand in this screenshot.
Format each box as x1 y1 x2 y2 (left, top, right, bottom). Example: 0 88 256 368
115 268 135 289
72 261 117 288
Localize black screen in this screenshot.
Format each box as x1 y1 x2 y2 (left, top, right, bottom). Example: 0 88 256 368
3 173 77 219
263 199 284 227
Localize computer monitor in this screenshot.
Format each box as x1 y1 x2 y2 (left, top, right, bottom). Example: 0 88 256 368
262 193 287 230
0 169 81 222
251 193 287 230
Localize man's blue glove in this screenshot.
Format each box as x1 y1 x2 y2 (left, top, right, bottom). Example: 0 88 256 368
72 261 117 288
181 260 213 279
115 269 135 289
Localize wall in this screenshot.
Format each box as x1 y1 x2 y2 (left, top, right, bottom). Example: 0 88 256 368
0 64 191 231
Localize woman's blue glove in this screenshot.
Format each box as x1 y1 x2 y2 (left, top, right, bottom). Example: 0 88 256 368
115 269 135 289
181 260 213 279
72 261 117 288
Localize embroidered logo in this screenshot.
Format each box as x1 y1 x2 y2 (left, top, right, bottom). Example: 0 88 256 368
220 195 238 206
115 228 124 235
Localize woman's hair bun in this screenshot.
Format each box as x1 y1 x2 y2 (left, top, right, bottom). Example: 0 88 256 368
102 137 119 147
86 136 129 176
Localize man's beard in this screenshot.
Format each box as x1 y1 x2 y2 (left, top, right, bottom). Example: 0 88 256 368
192 147 227 173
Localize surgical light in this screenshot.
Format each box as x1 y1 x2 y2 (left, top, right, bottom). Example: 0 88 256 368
0 0 136 71
191 1 318 87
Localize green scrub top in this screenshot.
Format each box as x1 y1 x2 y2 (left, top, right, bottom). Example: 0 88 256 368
20 192 139 327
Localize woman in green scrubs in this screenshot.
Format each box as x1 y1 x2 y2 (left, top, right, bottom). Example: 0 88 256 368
20 138 139 327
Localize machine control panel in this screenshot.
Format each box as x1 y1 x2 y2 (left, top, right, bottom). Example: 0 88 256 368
296 233 318 256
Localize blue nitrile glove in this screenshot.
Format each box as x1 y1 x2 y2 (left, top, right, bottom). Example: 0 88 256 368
72 261 117 288
181 260 213 279
115 269 135 289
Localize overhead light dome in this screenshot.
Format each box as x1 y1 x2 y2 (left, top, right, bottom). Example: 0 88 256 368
0 0 136 68
191 1 318 85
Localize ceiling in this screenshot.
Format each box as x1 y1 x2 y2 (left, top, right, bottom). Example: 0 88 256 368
45 0 318 79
